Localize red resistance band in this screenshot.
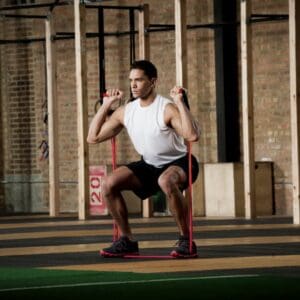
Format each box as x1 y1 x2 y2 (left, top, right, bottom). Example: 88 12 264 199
101 92 119 240
179 88 194 254
124 254 175 259
111 137 120 241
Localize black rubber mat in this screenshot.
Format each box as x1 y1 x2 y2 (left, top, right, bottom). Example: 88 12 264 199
0 214 299 276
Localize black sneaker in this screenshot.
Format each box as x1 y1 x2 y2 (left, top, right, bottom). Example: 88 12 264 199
170 236 198 258
100 236 139 258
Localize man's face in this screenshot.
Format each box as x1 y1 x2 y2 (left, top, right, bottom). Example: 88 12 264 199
129 68 155 99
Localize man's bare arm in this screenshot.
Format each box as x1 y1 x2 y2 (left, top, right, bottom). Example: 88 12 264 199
166 86 200 142
87 90 124 144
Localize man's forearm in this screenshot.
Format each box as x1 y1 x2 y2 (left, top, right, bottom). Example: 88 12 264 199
177 101 200 142
87 103 111 143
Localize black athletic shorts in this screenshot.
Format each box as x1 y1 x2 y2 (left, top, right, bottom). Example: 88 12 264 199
126 154 199 200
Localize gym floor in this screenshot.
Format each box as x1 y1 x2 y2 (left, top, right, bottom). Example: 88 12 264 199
0 214 299 299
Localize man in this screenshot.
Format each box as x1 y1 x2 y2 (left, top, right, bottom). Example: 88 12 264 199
87 60 200 258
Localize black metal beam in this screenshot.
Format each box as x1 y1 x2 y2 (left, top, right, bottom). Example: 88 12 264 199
129 8 135 98
129 8 135 65
0 38 45 44
85 5 143 11
214 0 240 162
145 22 239 33
56 31 139 37
0 14 47 19
0 1 70 11
98 7 105 95
0 30 140 45
250 14 288 24
188 22 238 29
148 24 174 28
0 11 289 46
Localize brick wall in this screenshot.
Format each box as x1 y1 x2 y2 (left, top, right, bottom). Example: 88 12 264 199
0 10 49 212
251 0 290 214
0 0 294 215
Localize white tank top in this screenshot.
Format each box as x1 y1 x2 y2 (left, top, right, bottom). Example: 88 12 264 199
124 94 187 167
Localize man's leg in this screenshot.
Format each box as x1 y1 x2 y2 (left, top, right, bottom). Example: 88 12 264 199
158 166 197 257
101 166 142 239
158 166 189 236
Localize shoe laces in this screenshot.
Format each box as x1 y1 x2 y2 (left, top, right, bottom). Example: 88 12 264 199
174 236 189 247
111 237 128 251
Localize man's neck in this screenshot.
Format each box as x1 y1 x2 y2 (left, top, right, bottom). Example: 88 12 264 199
139 91 157 107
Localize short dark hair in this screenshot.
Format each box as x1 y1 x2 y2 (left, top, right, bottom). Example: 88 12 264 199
130 60 157 79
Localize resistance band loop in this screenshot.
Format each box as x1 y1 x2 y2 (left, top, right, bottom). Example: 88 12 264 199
179 88 194 254
111 137 120 241
187 141 193 254
100 92 120 241
124 254 175 259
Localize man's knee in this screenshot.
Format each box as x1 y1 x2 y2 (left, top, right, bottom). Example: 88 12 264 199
158 174 167 191
158 173 177 194
101 175 116 196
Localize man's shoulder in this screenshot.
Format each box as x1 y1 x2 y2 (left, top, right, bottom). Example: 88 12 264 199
125 98 139 108
156 94 175 109
156 94 173 104
157 94 170 100
124 99 139 118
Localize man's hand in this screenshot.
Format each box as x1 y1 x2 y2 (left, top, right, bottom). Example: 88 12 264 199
169 86 186 106
103 89 124 110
